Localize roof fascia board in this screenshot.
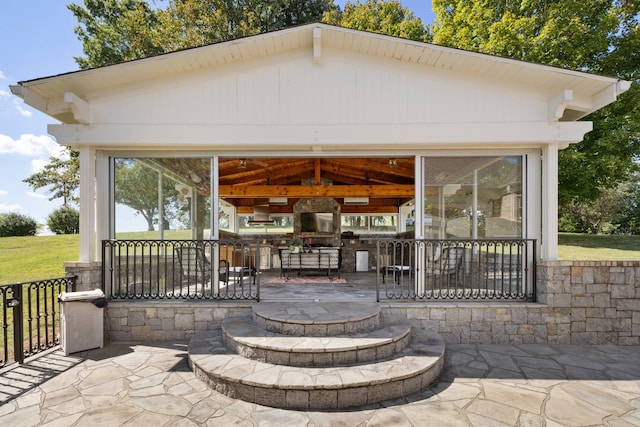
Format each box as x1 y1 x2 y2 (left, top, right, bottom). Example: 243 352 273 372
10 85 68 118
591 82 625 113
562 80 631 121
48 121 593 148
15 23 318 88
15 23 623 91
324 24 625 85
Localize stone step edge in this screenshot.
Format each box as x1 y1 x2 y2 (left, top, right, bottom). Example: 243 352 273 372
252 302 381 337
188 328 444 409
221 316 411 366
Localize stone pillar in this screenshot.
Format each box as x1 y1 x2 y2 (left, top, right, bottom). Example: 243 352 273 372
64 261 103 292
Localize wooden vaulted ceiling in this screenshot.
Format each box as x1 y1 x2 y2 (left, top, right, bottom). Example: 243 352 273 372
153 157 416 214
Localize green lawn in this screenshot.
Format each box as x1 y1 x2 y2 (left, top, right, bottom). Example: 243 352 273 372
0 232 639 284
557 233 640 261
0 235 79 283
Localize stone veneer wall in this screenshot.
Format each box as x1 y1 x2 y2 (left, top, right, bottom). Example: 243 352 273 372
106 302 253 342
64 261 102 291
391 261 639 345
96 261 640 345
538 261 639 345
293 198 341 246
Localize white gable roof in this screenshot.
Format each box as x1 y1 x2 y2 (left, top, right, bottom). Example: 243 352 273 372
11 23 629 150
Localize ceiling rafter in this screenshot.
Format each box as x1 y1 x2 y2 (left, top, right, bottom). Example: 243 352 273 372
143 156 416 213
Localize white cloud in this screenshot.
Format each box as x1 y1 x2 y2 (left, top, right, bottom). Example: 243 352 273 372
0 203 22 213
13 99 33 117
0 133 62 157
26 192 48 200
0 190 7 196
30 158 49 173
0 70 5 79
0 89 9 99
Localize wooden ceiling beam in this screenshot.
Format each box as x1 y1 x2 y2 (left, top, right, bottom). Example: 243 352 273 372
220 159 312 185
314 158 321 184
321 160 413 185
340 205 400 214
219 184 414 198
236 205 401 214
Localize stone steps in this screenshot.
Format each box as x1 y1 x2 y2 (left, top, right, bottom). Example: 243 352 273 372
222 316 412 367
188 302 445 409
252 302 381 336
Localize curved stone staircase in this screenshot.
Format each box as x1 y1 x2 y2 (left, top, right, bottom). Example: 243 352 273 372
187 302 445 409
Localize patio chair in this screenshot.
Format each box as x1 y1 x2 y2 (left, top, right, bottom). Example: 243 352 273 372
219 244 258 286
381 244 442 284
425 246 465 287
380 243 415 284
176 246 229 291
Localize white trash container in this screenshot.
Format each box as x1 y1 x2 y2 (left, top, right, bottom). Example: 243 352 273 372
59 289 106 355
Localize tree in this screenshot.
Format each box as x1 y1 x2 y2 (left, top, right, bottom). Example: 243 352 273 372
330 0 429 42
616 175 640 234
558 84 640 207
558 0 640 206
114 159 191 231
154 0 257 51
47 206 80 235
69 0 339 68
560 186 626 234
431 0 640 209
68 0 165 69
432 0 619 68
115 159 164 231
244 0 340 35
23 148 79 206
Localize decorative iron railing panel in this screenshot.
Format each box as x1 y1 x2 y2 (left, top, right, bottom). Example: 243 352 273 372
377 239 536 301
0 276 75 368
102 240 260 301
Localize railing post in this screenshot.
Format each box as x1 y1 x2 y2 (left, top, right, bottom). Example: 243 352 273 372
531 241 537 302
12 283 24 364
375 242 380 302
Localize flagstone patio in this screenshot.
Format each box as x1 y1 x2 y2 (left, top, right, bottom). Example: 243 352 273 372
1 340 639 425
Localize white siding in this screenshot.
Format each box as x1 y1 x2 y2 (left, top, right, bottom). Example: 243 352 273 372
91 48 546 129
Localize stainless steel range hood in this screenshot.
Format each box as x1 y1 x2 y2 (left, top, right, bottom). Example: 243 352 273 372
248 199 275 225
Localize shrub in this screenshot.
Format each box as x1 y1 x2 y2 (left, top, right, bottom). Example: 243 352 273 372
47 206 80 235
0 213 38 237
558 214 585 233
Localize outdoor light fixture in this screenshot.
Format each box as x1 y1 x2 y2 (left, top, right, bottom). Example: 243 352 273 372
238 159 247 168
189 172 203 183
388 158 398 169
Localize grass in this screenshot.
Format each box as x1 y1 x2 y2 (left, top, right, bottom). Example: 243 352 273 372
0 235 80 284
0 235 78 365
1 232 639 284
557 233 640 261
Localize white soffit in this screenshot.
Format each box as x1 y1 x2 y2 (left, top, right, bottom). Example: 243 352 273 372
11 23 629 124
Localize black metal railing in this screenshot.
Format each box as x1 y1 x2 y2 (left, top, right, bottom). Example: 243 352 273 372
102 240 260 301
376 239 536 301
0 276 76 368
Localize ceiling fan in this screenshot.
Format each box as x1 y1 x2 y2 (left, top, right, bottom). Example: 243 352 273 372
237 158 268 168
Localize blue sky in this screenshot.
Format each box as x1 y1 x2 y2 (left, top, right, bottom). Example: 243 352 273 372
0 0 434 226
